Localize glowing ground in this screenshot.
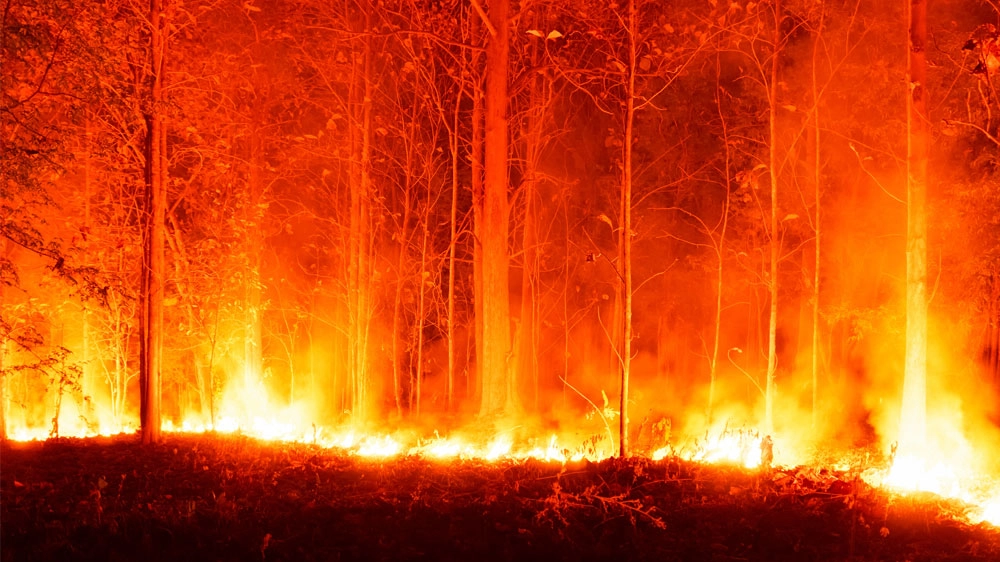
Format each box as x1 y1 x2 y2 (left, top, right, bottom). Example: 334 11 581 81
2 434 999 562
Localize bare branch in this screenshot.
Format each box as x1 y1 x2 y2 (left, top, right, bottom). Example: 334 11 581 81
468 0 496 39
943 118 1000 147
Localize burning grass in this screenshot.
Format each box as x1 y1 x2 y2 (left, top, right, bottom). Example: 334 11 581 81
3 434 1000 562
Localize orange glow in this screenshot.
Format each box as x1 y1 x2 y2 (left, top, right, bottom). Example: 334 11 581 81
865 450 1000 528
859 387 1000 530
687 428 764 469
7 376 1000 531
7 2 1000 549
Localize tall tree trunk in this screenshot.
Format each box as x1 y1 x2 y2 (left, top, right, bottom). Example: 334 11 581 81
244 111 264 415
140 0 166 445
479 0 514 417
390 208 410 418
811 12 824 432
562 192 571 406
414 216 430 416
82 119 93 422
391 109 416 418
708 61 732 422
991 273 1000 385
765 0 782 435
0 252 6 442
447 78 463 412
900 0 928 454
469 9 485 404
619 0 637 457
0 346 5 442
165 214 211 420
518 195 539 410
518 35 545 412
348 8 374 421
993 286 1000 386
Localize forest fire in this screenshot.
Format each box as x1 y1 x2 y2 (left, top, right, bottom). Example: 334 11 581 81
879 453 1000 528
8 378 1000 532
7 0 1000 559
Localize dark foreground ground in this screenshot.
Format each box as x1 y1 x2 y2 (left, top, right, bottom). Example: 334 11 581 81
2 434 999 562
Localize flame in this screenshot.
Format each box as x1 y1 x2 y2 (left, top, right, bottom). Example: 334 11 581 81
687 429 763 469
416 436 466 458
861 402 1000 530
10 398 1000 530
9 426 56 442
484 436 513 460
356 435 402 457
883 453 965 497
6 358 999 531
870 451 1000 529
653 421 766 469
976 496 1000 527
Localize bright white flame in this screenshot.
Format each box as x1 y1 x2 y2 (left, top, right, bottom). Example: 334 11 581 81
868 446 1000 529
884 453 965 497
974 496 1000 527
485 437 512 460
522 435 566 462
356 435 401 457
683 430 763 469
419 438 464 458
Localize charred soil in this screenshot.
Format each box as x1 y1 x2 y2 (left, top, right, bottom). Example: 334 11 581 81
2 434 999 562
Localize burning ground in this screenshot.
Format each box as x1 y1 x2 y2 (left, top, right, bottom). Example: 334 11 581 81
3 434 1000 562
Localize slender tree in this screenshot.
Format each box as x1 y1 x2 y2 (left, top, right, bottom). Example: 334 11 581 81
810 7 824 431
708 55 735 421
446 68 463 412
469 8 486 405
900 0 928 454
390 114 417 416
515 30 544 413
346 4 376 421
616 0 638 457
763 0 782 435
478 0 515 417
0 255 6 441
140 0 167 444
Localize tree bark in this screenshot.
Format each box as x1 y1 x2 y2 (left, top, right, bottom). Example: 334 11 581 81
518 32 545 412
82 119 93 422
0 343 5 442
479 0 514 417
469 9 485 404
414 215 430 416
985 271 1000 380
391 99 418 418
708 58 732 423
0 253 6 442
811 11 824 432
244 104 264 419
140 0 166 445
347 6 374 421
447 77 462 412
164 214 211 420
765 0 782 435
618 0 637 457
900 0 928 454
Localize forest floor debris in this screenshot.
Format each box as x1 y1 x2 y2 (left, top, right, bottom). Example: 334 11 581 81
2 434 999 561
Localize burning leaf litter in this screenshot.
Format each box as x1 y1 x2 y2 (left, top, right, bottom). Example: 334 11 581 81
9 414 1000 531
4 434 1000 562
